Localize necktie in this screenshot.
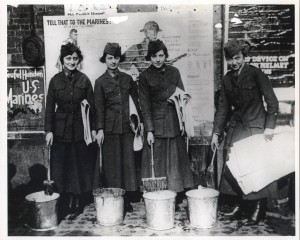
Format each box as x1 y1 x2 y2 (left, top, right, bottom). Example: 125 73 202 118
233 70 239 80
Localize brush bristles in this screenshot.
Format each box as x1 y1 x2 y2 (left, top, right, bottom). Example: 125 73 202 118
141 177 167 192
43 180 54 196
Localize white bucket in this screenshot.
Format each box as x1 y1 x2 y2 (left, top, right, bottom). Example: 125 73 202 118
186 187 219 228
143 190 176 230
25 191 60 231
93 188 125 226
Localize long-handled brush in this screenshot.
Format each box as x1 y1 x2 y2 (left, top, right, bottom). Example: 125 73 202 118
43 145 54 195
98 143 106 189
205 147 217 189
141 143 167 192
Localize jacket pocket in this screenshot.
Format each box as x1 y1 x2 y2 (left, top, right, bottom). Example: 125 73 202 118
103 87 114 99
249 118 265 128
224 80 233 94
241 80 259 102
74 84 88 100
54 84 66 100
104 110 114 132
54 112 67 138
153 111 165 136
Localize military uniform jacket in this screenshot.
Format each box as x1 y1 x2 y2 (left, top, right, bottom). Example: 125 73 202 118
45 70 95 142
139 65 183 138
213 64 279 135
94 70 140 134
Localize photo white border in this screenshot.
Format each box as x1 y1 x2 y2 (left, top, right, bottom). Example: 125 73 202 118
0 0 298 240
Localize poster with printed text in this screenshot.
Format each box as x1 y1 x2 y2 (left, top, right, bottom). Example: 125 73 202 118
7 67 46 132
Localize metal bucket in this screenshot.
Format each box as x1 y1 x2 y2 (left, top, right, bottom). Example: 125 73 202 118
186 187 219 228
143 190 176 230
25 191 60 231
93 188 125 226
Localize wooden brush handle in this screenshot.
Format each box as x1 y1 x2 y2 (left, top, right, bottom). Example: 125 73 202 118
47 145 51 181
207 147 217 172
99 143 102 171
150 143 155 178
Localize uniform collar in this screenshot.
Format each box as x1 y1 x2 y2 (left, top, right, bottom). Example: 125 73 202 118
104 69 120 85
62 67 79 84
237 63 245 76
149 63 168 73
229 63 251 85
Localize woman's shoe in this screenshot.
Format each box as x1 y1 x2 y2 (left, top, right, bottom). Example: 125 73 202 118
243 199 267 226
74 205 84 215
224 205 244 220
124 202 133 213
224 205 241 216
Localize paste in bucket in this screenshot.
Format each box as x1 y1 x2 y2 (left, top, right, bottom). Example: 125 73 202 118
186 188 219 199
26 191 60 203
143 190 176 200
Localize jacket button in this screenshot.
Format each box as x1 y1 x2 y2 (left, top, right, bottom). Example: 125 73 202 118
70 92 73 95
118 93 121 96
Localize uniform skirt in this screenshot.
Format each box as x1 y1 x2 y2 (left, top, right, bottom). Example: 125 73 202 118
98 132 137 191
141 136 194 193
220 123 278 200
51 141 97 195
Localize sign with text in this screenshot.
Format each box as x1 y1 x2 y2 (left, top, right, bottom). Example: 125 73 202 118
7 67 46 132
228 5 295 87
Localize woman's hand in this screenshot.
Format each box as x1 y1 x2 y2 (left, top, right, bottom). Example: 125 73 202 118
211 133 219 151
91 130 97 142
147 132 155 145
264 128 274 142
96 129 104 146
181 125 185 136
46 132 53 146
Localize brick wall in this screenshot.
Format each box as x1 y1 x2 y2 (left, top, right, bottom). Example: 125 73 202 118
7 4 64 66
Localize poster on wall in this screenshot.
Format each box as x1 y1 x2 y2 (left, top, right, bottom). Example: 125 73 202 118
7 67 46 133
228 5 295 88
43 5 214 137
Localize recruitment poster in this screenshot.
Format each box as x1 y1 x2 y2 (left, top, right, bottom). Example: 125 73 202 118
7 67 46 132
43 5 214 136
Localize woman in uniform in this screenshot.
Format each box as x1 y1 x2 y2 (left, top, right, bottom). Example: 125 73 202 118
139 40 194 210
45 43 97 218
94 43 141 212
211 39 279 225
